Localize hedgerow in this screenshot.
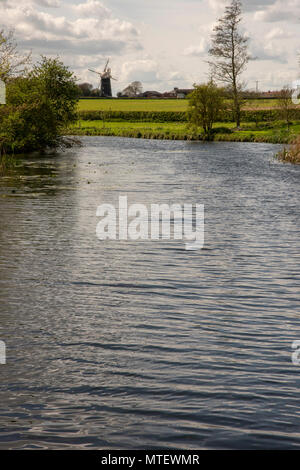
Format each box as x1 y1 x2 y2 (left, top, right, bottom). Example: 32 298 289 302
78 108 300 123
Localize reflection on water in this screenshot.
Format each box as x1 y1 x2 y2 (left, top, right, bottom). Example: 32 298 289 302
0 137 300 449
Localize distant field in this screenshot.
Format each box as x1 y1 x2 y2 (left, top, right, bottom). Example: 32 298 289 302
244 99 281 109
78 98 281 112
78 99 187 112
74 120 189 133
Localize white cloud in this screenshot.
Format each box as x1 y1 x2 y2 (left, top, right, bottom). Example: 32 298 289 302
209 0 278 13
169 71 186 81
184 38 208 57
35 0 61 6
73 0 111 19
121 59 160 83
0 0 60 7
265 28 293 40
254 0 300 22
208 0 227 12
263 41 288 63
250 39 289 64
0 0 141 52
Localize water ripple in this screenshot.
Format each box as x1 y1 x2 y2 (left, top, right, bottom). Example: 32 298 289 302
0 138 300 449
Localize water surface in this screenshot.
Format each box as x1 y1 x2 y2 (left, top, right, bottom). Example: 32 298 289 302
0 137 300 449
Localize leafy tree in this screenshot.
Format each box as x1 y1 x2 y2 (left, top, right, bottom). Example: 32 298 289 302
0 57 79 153
187 82 225 138
78 82 93 97
208 0 250 127
90 87 101 97
278 86 293 131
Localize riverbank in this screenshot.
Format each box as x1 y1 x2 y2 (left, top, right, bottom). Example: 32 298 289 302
67 120 300 144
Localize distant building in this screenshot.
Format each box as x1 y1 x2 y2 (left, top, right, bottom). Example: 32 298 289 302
161 91 177 99
259 91 283 99
116 87 195 100
141 91 162 99
173 88 193 99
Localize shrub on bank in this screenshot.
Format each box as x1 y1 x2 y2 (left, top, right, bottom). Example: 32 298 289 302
0 57 78 154
277 136 300 164
212 126 233 134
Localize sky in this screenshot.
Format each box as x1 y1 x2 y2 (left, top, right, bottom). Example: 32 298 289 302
0 0 299 93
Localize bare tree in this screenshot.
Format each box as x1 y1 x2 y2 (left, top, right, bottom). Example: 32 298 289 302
0 29 31 81
131 81 143 95
208 0 250 127
278 86 293 131
121 81 143 97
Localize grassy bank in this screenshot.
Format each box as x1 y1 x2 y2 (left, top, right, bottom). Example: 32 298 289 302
68 120 300 144
277 136 300 164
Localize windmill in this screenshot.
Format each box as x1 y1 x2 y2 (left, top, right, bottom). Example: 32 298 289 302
89 59 117 97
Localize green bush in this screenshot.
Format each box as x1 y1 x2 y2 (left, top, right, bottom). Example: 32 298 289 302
0 57 78 154
211 126 233 134
277 137 300 164
186 83 225 136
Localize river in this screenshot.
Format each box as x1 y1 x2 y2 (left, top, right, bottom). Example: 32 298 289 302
0 137 300 449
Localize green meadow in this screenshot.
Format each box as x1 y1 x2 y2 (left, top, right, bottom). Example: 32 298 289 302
78 99 188 112
78 98 281 112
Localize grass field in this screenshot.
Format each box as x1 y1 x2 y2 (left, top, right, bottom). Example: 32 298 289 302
78 98 281 112
70 119 300 143
74 120 189 133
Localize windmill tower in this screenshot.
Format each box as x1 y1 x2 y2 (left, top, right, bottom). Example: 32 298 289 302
89 59 117 97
